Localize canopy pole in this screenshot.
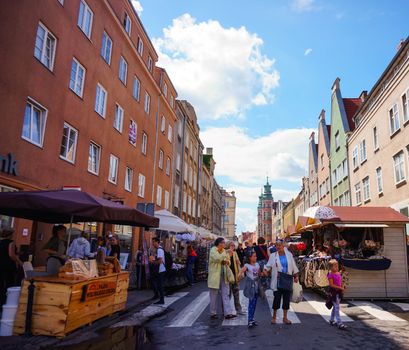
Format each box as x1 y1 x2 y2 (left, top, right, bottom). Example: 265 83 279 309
66 214 74 255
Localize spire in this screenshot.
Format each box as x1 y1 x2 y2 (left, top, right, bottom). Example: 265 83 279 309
263 177 273 200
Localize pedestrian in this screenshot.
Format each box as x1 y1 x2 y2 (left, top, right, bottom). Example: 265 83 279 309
227 241 244 315
244 241 252 261
109 235 121 259
254 237 270 290
96 236 107 256
149 237 166 305
327 259 347 330
239 251 261 328
186 243 197 286
265 239 299 325
43 225 67 273
0 227 22 306
207 237 236 320
68 231 93 259
236 243 245 266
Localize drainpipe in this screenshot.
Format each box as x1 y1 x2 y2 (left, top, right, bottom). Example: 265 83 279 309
179 109 187 213
152 72 163 203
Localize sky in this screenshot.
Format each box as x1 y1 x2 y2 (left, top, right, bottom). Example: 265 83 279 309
132 0 409 234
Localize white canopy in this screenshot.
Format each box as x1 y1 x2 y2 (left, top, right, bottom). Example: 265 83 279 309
154 209 194 233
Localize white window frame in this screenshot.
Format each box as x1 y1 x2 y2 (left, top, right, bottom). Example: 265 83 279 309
137 36 143 56
164 191 170 210
359 139 367 164
393 151 406 184
123 11 132 36
69 57 86 97
138 173 145 198
389 103 400 135
147 56 153 72
114 104 124 133
163 83 168 98
166 157 171 176
161 116 166 133
119 56 128 85
355 182 362 205
125 167 133 192
59 122 78 164
402 88 409 124
95 83 107 118
156 185 162 206
88 141 101 175
100 31 113 65
129 119 137 146
335 131 340 150
373 126 379 151
141 132 148 155
362 176 370 202
159 149 164 169
22 98 48 147
176 153 181 171
342 159 348 179
133 76 140 101
108 154 119 184
352 146 359 169
174 185 180 208
144 92 150 114
376 167 383 194
77 0 93 38
34 22 57 71
168 124 173 143
170 95 174 108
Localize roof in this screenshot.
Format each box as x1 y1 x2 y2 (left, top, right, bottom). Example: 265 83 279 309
342 98 362 131
324 206 409 224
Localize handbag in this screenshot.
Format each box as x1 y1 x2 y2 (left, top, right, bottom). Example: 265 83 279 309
313 261 329 287
226 266 236 284
291 281 303 303
277 272 294 291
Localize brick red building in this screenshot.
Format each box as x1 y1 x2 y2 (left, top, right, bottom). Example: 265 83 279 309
0 0 177 262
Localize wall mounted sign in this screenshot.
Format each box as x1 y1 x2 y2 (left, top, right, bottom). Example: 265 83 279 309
0 153 18 176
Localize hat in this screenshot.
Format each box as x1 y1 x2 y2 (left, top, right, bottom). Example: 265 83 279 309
0 227 14 238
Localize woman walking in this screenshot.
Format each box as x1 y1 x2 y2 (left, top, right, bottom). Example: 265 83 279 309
207 237 236 320
239 251 261 327
227 241 243 315
265 240 299 325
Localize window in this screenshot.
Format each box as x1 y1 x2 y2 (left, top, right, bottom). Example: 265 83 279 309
168 125 173 142
138 173 145 198
401 88 409 124
174 185 180 208
125 167 133 192
176 153 181 171
334 198 339 206
339 193 344 206
95 84 107 117
184 163 188 180
156 185 162 206
119 56 128 85
88 142 100 175
114 104 124 133
336 164 342 183
344 191 350 206
69 58 86 97
170 95 174 108
320 154 324 169
331 170 336 187
352 146 359 169
129 119 137 146
144 92 150 114
59 123 78 163
133 76 140 101
161 116 166 133
22 99 47 146
376 167 383 193
141 132 148 155
163 83 168 98
183 193 187 212
147 56 153 72
373 126 379 151
389 104 400 135
34 22 57 70
359 139 366 163
188 195 192 215
164 191 170 210
123 12 131 35
57 0 64 5
100 31 112 65
342 159 348 179
335 131 340 150
362 177 370 202
108 154 119 184
166 157 171 176
393 151 406 184
137 37 143 56
178 121 183 137
159 149 164 169
355 182 362 205
77 0 93 38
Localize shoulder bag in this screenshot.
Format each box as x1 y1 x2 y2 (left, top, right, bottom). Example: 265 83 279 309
275 253 294 291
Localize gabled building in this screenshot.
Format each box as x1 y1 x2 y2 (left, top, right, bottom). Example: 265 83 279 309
307 132 319 207
317 110 332 205
329 78 361 206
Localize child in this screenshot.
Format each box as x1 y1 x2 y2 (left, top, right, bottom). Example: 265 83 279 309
327 259 347 330
239 251 261 328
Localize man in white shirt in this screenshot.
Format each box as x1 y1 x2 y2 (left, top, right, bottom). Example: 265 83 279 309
150 237 166 304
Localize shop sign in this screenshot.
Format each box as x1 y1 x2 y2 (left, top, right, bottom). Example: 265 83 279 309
0 153 18 176
82 281 116 302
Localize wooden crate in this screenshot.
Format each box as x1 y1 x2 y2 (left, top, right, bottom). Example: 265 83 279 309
14 272 129 337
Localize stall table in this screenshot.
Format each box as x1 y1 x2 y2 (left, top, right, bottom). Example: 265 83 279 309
13 272 129 337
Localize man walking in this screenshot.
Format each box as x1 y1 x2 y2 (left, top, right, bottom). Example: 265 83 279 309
150 237 166 305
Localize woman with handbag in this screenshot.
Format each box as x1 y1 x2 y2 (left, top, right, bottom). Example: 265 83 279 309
227 241 244 315
207 237 236 320
265 240 299 325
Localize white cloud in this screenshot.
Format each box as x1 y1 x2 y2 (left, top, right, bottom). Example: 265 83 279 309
131 1 143 16
236 207 258 232
201 126 314 184
227 185 298 204
304 48 313 56
153 14 280 120
291 0 322 12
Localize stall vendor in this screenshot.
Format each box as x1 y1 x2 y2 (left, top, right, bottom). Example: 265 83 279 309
43 225 67 273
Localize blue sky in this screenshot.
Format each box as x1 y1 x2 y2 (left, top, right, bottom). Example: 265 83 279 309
133 0 408 234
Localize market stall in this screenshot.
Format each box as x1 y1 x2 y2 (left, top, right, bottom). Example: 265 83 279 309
295 206 409 299
0 189 159 337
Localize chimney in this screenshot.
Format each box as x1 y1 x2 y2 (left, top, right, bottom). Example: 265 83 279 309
331 77 340 93
359 90 368 103
397 38 405 52
206 147 213 155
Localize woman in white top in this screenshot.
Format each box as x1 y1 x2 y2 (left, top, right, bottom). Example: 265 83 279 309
265 240 299 325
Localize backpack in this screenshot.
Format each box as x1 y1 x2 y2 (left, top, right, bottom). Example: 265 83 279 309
159 247 173 271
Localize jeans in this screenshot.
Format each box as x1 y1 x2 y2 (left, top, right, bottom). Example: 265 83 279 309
186 256 196 285
272 288 291 310
248 294 258 322
330 294 342 324
152 271 166 302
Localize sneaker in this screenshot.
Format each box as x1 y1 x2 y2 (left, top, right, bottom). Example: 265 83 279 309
252 320 258 326
329 320 336 326
248 321 256 328
338 323 347 330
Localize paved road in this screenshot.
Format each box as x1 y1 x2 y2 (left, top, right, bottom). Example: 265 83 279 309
136 282 409 350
